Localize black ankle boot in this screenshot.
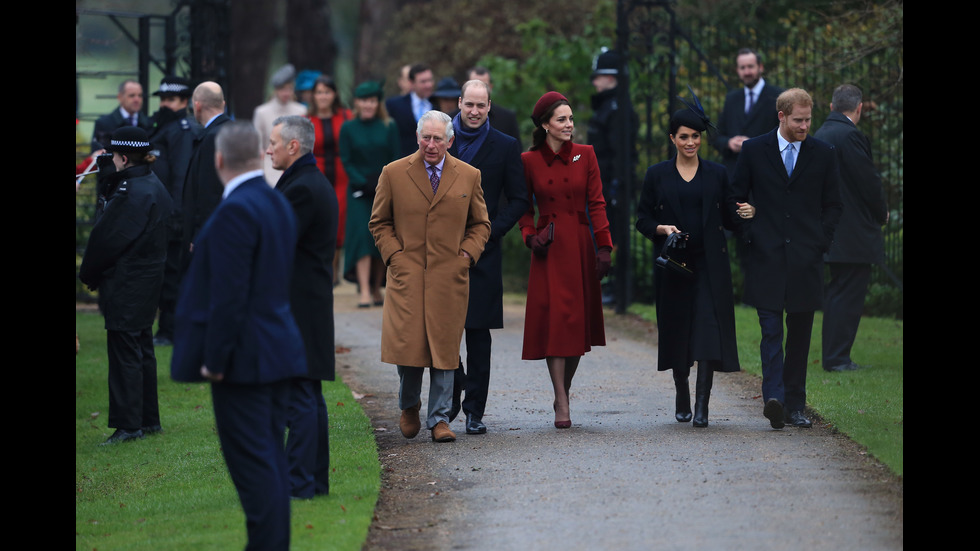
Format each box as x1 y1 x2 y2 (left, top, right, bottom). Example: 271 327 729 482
674 371 692 422
693 365 714 428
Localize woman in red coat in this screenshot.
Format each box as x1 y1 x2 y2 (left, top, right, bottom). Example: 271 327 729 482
308 76 352 282
519 91 613 429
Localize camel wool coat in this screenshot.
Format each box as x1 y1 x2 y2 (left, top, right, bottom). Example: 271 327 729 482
369 150 491 370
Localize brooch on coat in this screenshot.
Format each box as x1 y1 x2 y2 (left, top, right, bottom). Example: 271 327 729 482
573 154 581 162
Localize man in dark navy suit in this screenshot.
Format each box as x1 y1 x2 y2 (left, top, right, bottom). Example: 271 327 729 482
447 80 529 434
814 84 888 373
712 48 784 177
730 88 842 430
172 121 307 550
386 63 435 157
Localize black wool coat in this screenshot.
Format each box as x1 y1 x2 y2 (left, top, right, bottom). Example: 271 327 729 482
450 126 529 329
636 158 740 372
814 111 888 264
275 154 339 380
729 129 843 312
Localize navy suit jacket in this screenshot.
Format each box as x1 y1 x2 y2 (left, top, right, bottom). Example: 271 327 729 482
450 126 528 329
712 82 783 175
172 176 308 384
729 128 843 312
385 94 421 158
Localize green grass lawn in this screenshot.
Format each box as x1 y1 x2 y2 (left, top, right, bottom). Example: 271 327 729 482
629 303 904 477
75 311 380 550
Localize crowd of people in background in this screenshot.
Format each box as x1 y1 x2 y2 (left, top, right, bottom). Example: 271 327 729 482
79 45 886 548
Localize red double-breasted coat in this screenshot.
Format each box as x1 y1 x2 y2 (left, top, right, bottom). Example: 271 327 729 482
519 141 612 360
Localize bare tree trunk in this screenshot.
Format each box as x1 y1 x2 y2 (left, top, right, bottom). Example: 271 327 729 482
230 0 278 119
286 0 337 74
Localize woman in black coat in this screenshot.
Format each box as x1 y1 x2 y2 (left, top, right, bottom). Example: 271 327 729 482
635 107 751 427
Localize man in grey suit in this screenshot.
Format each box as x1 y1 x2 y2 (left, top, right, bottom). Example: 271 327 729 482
814 84 888 373
730 88 842 430
713 48 784 177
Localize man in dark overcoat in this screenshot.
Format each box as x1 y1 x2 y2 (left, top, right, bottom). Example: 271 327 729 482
730 88 842 429
172 121 307 550
181 81 229 272
814 84 889 373
268 115 339 498
712 48 784 177
147 76 201 346
447 80 529 435
79 127 172 445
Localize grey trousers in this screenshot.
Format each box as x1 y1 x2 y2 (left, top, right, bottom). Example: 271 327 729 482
398 365 454 429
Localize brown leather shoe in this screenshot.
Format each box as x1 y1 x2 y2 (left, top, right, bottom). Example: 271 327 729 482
430 420 456 442
399 402 422 438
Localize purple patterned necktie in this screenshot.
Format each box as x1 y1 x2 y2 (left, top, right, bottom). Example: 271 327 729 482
428 166 439 193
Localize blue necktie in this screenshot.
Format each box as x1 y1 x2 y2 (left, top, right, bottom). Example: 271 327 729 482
784 143 796 176
746 89 754 114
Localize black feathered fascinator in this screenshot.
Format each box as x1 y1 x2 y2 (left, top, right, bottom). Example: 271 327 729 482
670 85 716 135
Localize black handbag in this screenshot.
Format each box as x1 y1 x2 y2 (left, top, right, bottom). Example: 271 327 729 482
655 231 693 278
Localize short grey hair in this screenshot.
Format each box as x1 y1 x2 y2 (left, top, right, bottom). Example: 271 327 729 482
215 121 262 170
831 84 862 113
416 110 454 141
273 115 315 155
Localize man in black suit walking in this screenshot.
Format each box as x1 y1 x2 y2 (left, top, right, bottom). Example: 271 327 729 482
730 88 842 429
712 48 784 177
268 115 339 498
814 84 888 373
447 79 529 435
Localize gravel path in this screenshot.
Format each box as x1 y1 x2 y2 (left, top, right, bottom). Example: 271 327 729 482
333 284 903 551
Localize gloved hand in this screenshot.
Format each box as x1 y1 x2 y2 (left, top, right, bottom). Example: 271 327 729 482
95 150 116 178
526 234 550 258
595 247 612 279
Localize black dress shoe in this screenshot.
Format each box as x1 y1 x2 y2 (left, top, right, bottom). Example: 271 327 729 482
142 425 163 435
785 410 813 428
763 398 785 429
465 414 487 434
101 428 144 445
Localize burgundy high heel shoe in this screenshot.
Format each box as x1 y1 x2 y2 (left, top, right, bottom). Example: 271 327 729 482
553 401 571 429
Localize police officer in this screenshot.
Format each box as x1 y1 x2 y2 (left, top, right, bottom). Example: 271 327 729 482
148 76 202 346
588 48 637 302
80 127 173 445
